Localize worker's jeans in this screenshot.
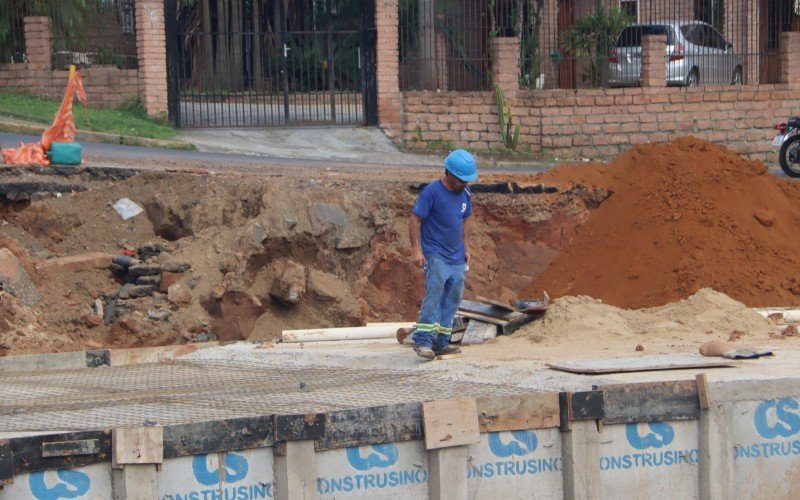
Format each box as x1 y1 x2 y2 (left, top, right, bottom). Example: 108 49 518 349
413 257 466 351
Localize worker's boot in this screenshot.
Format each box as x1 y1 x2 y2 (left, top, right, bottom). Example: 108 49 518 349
413 345 435 360
434 345 461 356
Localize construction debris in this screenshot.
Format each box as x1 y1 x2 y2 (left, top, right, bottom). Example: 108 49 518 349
699 340 774 360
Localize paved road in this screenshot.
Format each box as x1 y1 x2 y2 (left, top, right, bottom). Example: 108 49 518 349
0 131 554 178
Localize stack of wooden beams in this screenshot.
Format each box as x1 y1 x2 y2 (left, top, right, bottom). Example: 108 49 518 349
455 294 549 345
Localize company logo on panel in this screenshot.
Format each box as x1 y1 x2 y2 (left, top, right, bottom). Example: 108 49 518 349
625 422 675 450
29 470 91 500
754 397 800 439
346 443 400 470
192 452 249 485
488 430 539 458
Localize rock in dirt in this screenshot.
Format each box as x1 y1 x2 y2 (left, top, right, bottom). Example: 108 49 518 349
270 260 306 304
162 262 191 273
168 283 193 306
0 248 41 306
160 271 185 293
334 226 374 250
119 283 157 299
128 263 162 277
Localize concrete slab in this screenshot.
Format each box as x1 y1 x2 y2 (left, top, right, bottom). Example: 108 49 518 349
180 126 440 166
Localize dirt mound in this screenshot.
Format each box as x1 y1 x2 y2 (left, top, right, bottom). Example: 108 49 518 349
524 137 800 308
514 288 776 345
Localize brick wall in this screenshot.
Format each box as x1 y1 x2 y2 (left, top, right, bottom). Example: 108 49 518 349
376 0 402 139
135 0 168 118
0 9 167 116
402 84 796 162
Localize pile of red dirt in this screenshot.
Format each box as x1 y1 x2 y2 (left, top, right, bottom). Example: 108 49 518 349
523 136 800 308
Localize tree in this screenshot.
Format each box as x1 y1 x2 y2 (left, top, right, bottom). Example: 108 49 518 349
0 0 90 63
559 7 631 87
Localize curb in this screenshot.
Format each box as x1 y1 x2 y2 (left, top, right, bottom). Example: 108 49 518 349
0 116 194 151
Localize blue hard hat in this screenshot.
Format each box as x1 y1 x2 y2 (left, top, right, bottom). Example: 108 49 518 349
444 149 478 182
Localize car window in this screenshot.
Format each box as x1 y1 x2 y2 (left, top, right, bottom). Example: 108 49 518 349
708 27 727 49
681 24 703 46
615 25 675 47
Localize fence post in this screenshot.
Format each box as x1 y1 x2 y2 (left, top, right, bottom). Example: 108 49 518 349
23 17 52 72
376 0 402 139
640 34 666 88
780 32 800 88
492 37 521 96
135 0 169 118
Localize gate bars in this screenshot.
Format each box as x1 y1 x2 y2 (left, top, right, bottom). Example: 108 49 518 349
166 0 377 128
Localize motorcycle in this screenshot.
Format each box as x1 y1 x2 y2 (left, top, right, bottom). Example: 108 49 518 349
774 117 800 177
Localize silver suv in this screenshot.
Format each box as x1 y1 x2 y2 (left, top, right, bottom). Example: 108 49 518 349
609 21 743 87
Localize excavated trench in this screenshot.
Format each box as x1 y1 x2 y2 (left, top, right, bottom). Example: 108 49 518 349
0 166 602 356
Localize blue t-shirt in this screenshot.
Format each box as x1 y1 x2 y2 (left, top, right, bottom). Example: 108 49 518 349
412 180 472 265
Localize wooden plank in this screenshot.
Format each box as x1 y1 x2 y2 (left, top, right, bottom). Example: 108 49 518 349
316 403 422 451
455 310 510 326
435 353 462 360
500 313 542 335
597 380 700 424
475 296 517 312
42 439 100 457
0 440 11 486
112 427 163 467
696 373 711 410
10 431 111 475
571 391 604 421
163 416 273 458
476 393 560 431
274 413 326 442
461 320 496 345
458 300 524 320
547 354 736 374
423 398 480 450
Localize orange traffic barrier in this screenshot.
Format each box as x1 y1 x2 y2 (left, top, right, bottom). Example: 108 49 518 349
1 71 87 166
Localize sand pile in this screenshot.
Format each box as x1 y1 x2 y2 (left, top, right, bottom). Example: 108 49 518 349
524 137 800 308
514 288 776 344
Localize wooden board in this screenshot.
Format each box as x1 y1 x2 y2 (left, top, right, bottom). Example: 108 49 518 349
435 353 462 360
461 320 497 345
317 403 423 451
163 416 273 459
597 380 701 424
458 300 524 320
112 427 163 467
476 393 559 431
696 373 711 409
456 310 511 326
0 440 11 486
475 296 517 312
422 398 480 450
547 354 736 374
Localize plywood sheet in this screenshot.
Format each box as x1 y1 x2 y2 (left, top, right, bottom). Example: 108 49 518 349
422 398 480 450
461 320 497 345
476 393 559 431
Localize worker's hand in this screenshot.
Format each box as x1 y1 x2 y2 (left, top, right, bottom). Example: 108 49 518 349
412 248 426 268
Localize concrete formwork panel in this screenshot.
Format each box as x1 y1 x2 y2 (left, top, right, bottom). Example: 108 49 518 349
467 429 563 498
316 441 428 498
599 421 699 499
733 397 800 498
0 463 111 500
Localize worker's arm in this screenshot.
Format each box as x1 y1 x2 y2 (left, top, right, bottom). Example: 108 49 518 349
462 217 471 267
409 213 425 267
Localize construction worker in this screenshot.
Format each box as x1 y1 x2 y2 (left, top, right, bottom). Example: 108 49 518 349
408 149 477 359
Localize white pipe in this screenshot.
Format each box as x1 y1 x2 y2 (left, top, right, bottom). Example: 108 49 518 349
282 325 403 343
365 322 416 329
753 308 800 323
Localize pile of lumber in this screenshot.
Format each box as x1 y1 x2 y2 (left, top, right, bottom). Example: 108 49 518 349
281 294 549 345
455 294 549 345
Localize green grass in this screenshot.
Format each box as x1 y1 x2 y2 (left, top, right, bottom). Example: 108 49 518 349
0 93 179 141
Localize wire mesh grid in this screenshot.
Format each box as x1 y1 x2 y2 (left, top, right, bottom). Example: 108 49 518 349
0 358 532 433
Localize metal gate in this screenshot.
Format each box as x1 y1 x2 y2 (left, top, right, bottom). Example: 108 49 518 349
165 0 377 128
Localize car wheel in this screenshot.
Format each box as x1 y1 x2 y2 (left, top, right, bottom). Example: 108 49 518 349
732 67 743 85
686 69 699 87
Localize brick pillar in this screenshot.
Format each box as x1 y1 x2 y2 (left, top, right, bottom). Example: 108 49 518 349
780 32 800 88
376 0 402 139
640 34 666 88
492 37 520 95
24 17 52 71
135 0 168 118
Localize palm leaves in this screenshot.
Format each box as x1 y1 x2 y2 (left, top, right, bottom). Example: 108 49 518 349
559 7 631 87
